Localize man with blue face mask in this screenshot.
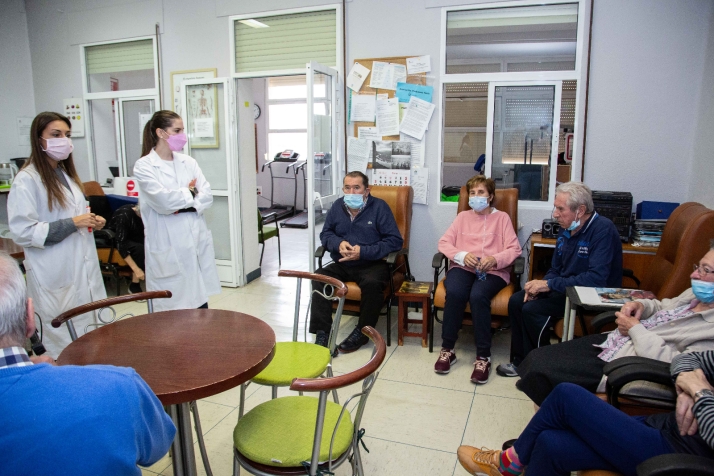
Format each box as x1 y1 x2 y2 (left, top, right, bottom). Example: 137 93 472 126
496 182 623 378
310 171 403 353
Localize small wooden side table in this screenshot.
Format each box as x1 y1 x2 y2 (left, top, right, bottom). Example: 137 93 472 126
396 281 433 347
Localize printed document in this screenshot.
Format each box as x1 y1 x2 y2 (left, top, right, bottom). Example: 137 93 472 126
369 61 393 90
350 93 376 122
396 83 433 104
194 118 215 138
358 127 381 140
410 166 429 204
347 62 370 92
376 97 399 136
406 55 431 74
390 64 407 90
400 96 435 140
400 133 425 167
347 137 370 174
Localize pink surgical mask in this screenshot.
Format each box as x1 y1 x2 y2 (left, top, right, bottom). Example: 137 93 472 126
42 137 73 161
164 132 187 152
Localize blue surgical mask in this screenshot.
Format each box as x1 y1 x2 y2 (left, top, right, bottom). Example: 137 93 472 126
469 196 489 212
566 213 581 231
344 193 364 210
691 279 714 303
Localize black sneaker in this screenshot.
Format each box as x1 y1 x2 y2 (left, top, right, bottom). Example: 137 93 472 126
128 282 143 294
338 327 369 353
315 330 329 348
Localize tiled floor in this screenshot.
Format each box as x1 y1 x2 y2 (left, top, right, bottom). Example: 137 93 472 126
111 226 533 476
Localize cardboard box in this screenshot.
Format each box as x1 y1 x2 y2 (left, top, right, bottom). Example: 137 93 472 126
636 201 679 220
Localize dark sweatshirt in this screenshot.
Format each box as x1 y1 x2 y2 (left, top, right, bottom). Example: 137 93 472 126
543 212 623 293
320 196 403 266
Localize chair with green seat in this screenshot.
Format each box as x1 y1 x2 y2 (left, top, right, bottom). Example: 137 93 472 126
259 210 281 266
238 269 348 420
233 326 386 476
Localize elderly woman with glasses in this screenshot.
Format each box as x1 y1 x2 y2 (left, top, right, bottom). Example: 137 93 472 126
513 243 714 407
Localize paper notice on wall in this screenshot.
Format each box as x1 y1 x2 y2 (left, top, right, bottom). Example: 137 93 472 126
390 64 407 90
347 137 370 174
347 62 370 92
373 168 410 186
16 117 32 146
369 61 393 90
396 83 433 104
350 93 376 122
406 55 431 74
400 133 425 167
194 118 215 138
376 97 399 136
358 127 380 140
398 103 408 124
399 96 435 140
376 93 389 101
410 165 429 204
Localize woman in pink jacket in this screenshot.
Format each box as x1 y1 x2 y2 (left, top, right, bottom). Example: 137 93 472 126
435 175 522 384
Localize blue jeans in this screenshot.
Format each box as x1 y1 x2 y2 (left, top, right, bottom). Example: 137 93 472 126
441 268 506 357
513 383 674 476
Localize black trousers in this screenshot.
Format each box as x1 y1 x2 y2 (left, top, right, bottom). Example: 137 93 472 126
516 333 608 405
309 260 390 334
120 240 145 270
509 289 567 366
441 268 507 357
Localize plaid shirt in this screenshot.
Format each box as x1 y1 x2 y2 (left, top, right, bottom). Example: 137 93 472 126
343 196 368 221
0 346 32 369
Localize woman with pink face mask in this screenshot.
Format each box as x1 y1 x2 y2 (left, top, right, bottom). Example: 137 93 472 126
133 110 220 312
8 111 107 356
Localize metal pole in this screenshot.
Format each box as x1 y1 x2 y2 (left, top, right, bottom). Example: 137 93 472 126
169 405 185 476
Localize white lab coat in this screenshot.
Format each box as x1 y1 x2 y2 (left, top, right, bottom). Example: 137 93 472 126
133 149 220 311
7 164 105 357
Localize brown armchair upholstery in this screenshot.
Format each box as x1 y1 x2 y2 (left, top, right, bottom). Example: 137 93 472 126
315 185 414 346
640 202 714 299
431 187 525 352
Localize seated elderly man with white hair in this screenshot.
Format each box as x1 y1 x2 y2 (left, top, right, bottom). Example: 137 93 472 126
496 181 623 377
0 252 175 475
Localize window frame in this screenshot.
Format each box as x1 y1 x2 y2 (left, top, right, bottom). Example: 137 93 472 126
228 4 343 79
438 0 591 209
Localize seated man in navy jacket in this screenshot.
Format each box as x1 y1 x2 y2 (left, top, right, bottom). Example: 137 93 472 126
496 181 623 377
311 171 403 353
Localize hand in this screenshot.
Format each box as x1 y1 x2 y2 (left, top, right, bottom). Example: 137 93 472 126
94 215 106 231
524 280 549 301
675 387 699 436
339 244 361 262
619 301 645 320
615 312 641 336
188 178 197 188
72 213 101 229
478 256 497 272
463 253 479 268
30 354 56 365
134 269 145 281
339 241 353 256
676 369 714 398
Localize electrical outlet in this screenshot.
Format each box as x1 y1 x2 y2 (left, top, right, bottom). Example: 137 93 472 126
256 186 262 196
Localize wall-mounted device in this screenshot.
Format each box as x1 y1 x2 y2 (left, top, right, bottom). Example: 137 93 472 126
542 218 561 239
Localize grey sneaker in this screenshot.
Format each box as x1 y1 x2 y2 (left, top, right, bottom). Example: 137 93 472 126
496 362 518 377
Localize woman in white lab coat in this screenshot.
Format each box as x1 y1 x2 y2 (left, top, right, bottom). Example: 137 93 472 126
8 112 106 356
133 110 220 311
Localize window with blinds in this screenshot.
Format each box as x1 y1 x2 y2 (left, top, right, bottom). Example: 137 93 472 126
233 10 337 74
84 39 155 93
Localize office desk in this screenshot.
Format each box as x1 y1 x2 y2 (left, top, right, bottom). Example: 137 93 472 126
528 234 657 282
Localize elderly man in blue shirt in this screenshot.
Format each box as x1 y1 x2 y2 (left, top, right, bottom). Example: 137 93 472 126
310 171 403 354
497 181 623 377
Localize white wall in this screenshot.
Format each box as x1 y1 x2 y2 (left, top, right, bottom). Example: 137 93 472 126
5 0 714 280
689 7 714 208
584 0 713 207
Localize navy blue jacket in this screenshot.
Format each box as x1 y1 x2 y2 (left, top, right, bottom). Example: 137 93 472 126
543 212 623 294
320 196 403 266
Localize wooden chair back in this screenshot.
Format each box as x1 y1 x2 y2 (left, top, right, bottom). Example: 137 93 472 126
51 291 172 328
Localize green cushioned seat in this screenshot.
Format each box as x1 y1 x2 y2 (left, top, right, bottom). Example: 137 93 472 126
234 396 354 468
252 342 331 386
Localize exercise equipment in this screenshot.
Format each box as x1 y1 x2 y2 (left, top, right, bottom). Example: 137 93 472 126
259 150 300 222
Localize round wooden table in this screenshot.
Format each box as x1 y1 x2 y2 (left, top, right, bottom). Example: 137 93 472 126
57 309 276 476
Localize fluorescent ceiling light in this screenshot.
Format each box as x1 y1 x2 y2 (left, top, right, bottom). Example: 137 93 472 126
239 19 269 28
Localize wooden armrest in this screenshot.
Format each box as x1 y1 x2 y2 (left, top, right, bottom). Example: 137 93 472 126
290 327 385 392
278 270 347 297
51 291 172 327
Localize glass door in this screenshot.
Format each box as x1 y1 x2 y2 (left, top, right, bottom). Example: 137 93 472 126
307 61 341 272
117 97 155 176
486 82 562 203
182 78 242 286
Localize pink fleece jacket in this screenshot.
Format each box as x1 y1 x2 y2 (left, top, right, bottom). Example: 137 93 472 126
438 208 522 285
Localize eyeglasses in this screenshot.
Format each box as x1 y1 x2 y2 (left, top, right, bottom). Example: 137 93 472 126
693 264 714 276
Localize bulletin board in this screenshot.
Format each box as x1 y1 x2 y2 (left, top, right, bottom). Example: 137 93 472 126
351 56 427 141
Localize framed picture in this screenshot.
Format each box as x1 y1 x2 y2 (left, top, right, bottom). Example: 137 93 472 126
185 83 220 149
170 69 217 117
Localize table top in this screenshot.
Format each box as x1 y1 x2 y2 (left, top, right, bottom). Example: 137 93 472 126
531 233 657 254
0 237 24 260
566 286 620 312
57 309 276 406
